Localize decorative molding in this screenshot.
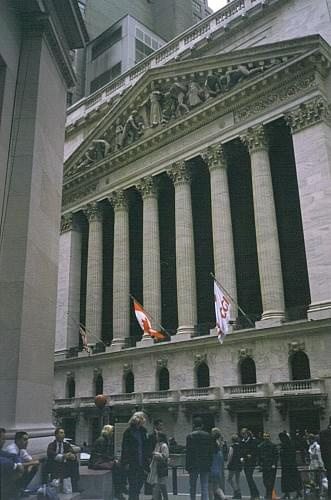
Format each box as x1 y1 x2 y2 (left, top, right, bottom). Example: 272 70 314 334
66 371 74 378
194 353 207 366
83 202 103 222
288 341 305 355
234 72 316 123
241 124 268 153
156 359 168 369
136 176 159 199
123 363 133 374
238 348 253 360
168 161 191 185
284 97 331 133
61 214 74 234
202 144 227 171
109 190 129 211
93 367 102 377
62 183 98 207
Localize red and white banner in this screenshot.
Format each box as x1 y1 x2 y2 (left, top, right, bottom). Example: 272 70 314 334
79 324 91 353
214 280 231 344
133 300 167 341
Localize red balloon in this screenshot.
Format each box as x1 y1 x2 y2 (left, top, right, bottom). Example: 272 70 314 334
95 394 107 408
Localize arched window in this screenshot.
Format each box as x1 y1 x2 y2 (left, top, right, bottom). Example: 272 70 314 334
66 378 75 398
125 371 135 393
240 357 257 384
95 374 103 395
159 367 169 391
197 362 210 388
291 351 311 380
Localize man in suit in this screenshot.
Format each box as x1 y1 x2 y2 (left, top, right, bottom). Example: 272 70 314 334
320 419 331 500
185 417 213 500
46 427 80 492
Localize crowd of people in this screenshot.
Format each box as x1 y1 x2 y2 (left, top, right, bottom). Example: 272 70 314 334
0 417 330 500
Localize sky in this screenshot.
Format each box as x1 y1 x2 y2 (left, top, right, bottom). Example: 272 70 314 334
208 0 228 11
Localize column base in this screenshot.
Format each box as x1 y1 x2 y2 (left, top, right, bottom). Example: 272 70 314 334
136 335 154 348
255 311 284 329
172 325 194 341
54 349 68 361
108 339 125 352
308 300 331 320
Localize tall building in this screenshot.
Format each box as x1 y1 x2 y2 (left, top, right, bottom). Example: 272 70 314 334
0 0 87 451
55 0 331 446
70 0 212 103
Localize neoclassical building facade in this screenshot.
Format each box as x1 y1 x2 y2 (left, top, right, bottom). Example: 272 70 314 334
54 0 331 445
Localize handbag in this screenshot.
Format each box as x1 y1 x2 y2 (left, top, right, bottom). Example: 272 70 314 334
62 477 72 494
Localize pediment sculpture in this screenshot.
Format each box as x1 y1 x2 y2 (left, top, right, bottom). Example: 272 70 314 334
68 58 283 178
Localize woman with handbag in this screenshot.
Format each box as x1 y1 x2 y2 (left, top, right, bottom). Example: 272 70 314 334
147 432 169 500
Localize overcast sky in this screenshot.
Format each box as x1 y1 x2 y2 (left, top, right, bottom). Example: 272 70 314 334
208 0 228 11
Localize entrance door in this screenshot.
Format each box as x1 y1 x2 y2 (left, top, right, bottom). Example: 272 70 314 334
237 413 264 436
289 409 320 435
62 418 76 442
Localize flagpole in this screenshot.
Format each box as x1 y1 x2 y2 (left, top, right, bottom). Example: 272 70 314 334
67 313 107 347
129 294 171 340
210 272 255 328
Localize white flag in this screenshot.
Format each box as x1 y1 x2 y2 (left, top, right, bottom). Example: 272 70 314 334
214 280 231 344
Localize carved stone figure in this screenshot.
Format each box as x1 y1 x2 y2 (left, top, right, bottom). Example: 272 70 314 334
121 110 144 147
187 80 204 108
220 64 263 90
169 82 189 116
115 119 124 150
149 90 163 127
92 139 111 159
204 72 222 98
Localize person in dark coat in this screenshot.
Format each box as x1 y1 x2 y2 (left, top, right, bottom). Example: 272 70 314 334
258 432 278 500
185 417 213 500
46 427 80 492
121 411 149 500
319 420 331 500
278 432 302 499
240 428 260 500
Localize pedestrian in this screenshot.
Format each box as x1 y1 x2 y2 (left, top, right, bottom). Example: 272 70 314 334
209 428 226 500
278 432 302 499
5 431 40 494
0 428 24 500
147 431 169 500
257 432 278 500
240 428 260 500
308 434 324 495
185 417 213 500
227 434 242 499
121 411 149 500
319 419 331 500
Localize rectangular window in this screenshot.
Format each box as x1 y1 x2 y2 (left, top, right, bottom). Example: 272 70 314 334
135 38 154 63
90 62 122 93
91 27 122 60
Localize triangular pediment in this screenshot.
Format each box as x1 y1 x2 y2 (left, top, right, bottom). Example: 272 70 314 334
64 34 330 184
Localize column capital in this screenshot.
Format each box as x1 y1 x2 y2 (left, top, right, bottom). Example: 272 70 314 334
83 202 103 222
109 190 129 211
136 176 159 199
60 213 78 233
202 144 227 171
284 97 331 134
241 125 268 153
168 161 191 185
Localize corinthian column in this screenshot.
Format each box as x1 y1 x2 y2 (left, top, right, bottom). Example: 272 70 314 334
203 145 237 319
241 125 285 326
137 176 161 336
285 98 331 320
109 190 130 349
168 161 197 338
84 202 103 342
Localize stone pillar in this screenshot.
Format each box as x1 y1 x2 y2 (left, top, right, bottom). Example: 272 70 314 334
203 145 237 320
109 190 130 350
285 98 331 320
55 214 82 357
241 125 285 326
137 176 161 341
84 202 103 343
168 161 197 338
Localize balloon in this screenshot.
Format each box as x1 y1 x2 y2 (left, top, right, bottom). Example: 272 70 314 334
94 394 107 408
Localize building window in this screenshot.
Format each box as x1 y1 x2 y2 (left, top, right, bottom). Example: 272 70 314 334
291 351 311 380
66 378 75 399
125 372 135 393
192 0 202 12
240 358 257 385
135 39 154 63
91 27 122 60
196 362 210 388
90 62 122 93
158 367 170 391
95 374 103 395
